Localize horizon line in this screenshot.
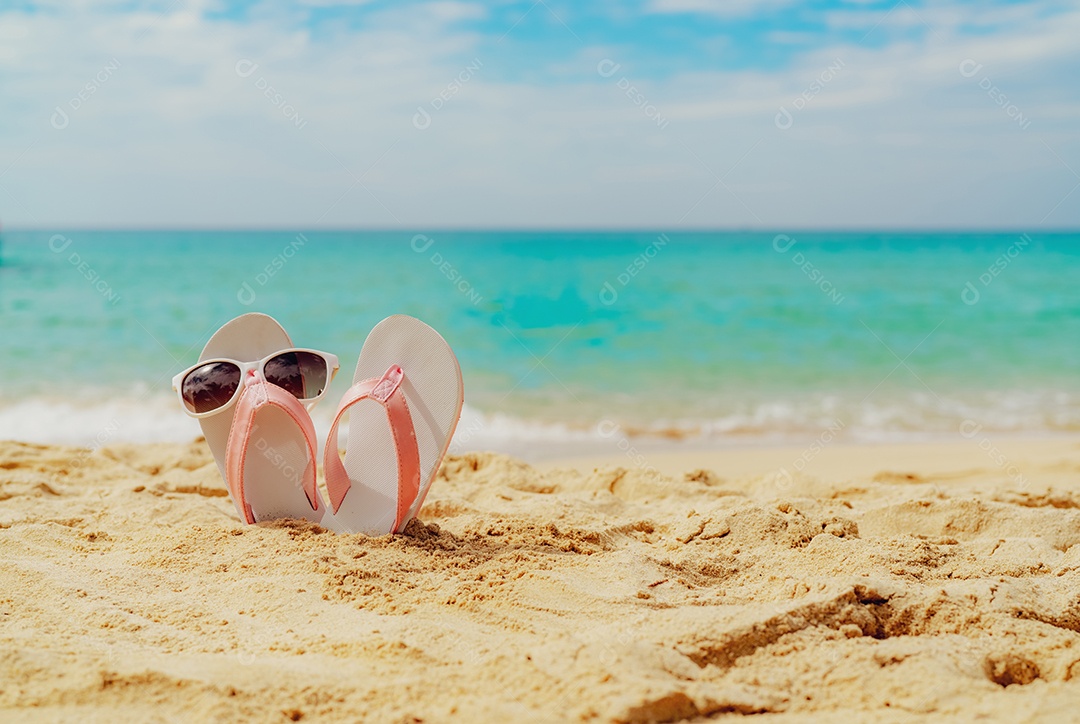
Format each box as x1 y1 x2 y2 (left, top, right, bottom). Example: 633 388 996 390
2 226 1078 234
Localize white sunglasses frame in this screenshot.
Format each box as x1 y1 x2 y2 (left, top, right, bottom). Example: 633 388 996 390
172 348 340 419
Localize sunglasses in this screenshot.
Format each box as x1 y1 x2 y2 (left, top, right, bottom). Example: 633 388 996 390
172 349 340 418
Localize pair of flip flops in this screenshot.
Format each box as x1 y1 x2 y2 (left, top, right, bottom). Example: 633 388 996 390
186 313 462 535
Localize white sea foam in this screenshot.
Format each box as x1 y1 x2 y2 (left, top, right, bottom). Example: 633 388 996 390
0 396 192 447
0 391 1076 461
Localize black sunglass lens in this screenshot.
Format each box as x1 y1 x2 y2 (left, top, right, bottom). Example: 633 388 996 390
264 352 328 400
182 361 242 414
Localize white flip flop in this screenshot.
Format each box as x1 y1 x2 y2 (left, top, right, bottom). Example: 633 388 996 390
190 313 332 525
323 315 463 535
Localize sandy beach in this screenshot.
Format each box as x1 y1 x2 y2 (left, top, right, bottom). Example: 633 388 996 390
2 436 1079 722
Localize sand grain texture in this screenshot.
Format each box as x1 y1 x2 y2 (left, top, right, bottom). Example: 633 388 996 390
1 439 1080 722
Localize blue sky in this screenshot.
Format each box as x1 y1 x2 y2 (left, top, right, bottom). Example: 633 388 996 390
0 0 1078 228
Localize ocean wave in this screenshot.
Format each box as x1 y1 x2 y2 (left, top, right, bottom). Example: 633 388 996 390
0 391 1076 460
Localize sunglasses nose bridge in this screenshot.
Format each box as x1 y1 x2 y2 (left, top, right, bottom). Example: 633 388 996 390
240 366 263 388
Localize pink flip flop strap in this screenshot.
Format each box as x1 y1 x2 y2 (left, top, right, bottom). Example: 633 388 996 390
323 365 421 531
225 370 320 523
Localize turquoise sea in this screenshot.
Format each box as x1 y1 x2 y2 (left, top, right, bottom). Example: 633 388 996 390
1 230 1077 458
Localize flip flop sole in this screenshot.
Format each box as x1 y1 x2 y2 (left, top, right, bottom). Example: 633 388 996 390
331 315 463 534
240 406 318 522
197 313 323 524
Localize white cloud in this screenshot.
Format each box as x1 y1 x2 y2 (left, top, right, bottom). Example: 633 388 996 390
298 0 375 6
0 0 1077 229
646 0 796 18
